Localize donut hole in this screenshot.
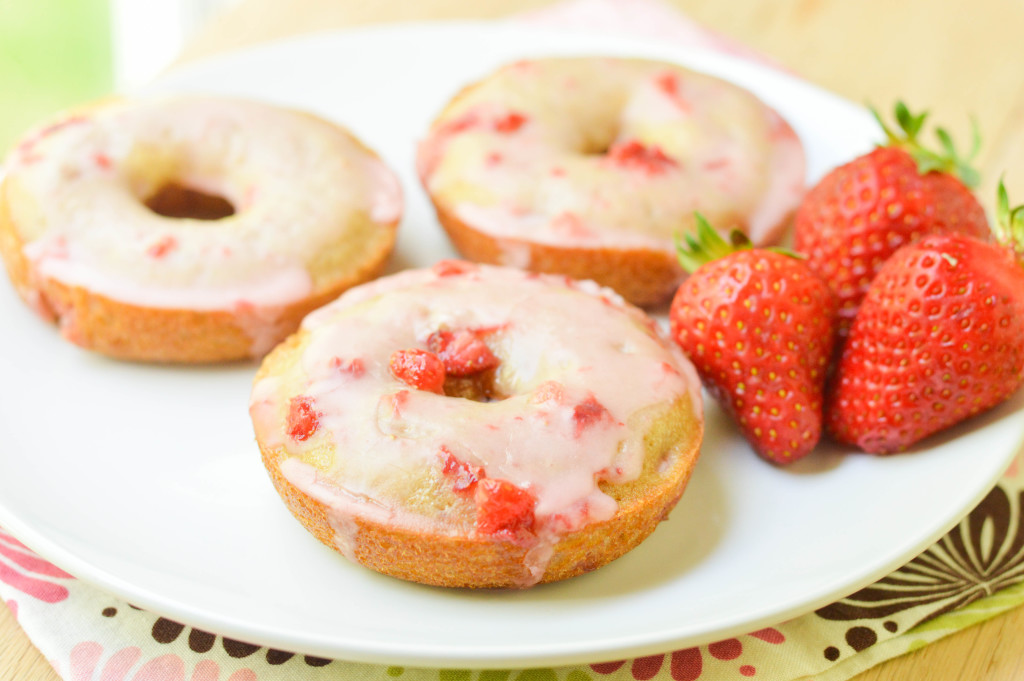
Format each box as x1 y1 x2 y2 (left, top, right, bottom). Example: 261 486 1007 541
443 369 508 403
578 121 621 157
581 140 612 156
579 136 614 157
144 181 236 221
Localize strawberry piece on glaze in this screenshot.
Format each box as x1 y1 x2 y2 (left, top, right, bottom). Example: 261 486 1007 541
572 395 614 436
607 140 678 174
653 72 692 112
474 478 536 539
438 111 480 137
286 396 321 441
329 356 366 377
146 235 177 258
16 115 89 164
531 380 567 405
654 72 679 97
432 259 477 277
427 329 500 376
494 111 528 133
440 448 483 493
389 349 445 393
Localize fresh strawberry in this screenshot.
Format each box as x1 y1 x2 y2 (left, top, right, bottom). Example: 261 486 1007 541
795 102 989 335
826 182 1024 454
389 349 445 393
670 215 838 464
474 478 536 540
427 328 500 376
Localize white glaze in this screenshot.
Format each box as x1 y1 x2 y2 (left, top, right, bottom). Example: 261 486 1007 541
250 263 702 585
419 57 805 250
4 96 403 313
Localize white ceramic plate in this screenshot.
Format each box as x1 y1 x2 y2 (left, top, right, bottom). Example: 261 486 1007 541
1 22 1021 670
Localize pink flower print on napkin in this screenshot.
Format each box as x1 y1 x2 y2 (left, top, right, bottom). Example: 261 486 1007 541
591 628 786 679
0 527 73 603
67 642 258 681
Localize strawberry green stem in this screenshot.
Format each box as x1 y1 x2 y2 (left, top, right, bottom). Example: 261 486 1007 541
870 100 981 188
674 213 749 273
674 213 801 274
995 180 1024 263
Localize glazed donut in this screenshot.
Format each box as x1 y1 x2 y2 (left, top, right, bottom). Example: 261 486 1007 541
249 261 704 588
0 95 402 363
417 57 805 306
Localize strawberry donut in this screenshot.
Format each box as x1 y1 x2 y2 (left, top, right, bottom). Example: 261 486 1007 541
417 57 806 306
0 96 402 362
249 261 704 588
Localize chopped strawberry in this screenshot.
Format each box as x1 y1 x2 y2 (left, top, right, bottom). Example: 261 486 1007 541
16 115 88 163
328 357 365 377
417 112 482 178
286 396 321 441
531 380 566 405
653 71 691 112
469 323 508 337
474 478 536 539
427 328 500 376
438 111 480 136
93 152 113 169
654 71 679 97
494 111 528 133
661 361 682 377
440 448 482 493
146 235 177 258
607 140 678 174
432 260 477 277
572 395 613 436
389 349 445 393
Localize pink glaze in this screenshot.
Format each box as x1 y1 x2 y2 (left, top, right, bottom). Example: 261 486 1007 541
366 156 404 224
418 57 806 252
250 263 703 586
3 96 403 355
746 109 805 243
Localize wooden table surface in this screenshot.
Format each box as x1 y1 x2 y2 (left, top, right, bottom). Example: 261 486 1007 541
3 0 1024 679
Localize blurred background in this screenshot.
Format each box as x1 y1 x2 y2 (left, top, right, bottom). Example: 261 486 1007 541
3 0 1021 202
0 0 238 155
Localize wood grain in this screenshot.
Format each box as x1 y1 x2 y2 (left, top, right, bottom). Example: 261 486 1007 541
4 1 1024 679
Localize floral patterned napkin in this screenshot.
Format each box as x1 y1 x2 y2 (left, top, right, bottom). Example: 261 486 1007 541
4 1 1024 680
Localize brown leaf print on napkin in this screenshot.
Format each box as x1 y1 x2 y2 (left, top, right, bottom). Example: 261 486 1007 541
815 484 1024 660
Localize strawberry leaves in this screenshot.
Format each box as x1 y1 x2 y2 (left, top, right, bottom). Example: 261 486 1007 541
675 213 799 273
995 180 1024 260
871 100 981 188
